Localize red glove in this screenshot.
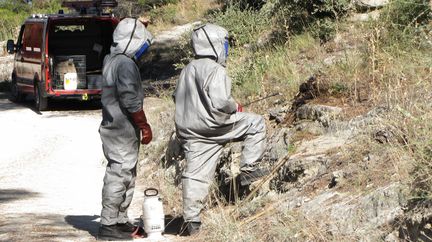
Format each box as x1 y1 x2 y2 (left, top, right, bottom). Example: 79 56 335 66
237 103 243 112
130 109 152 144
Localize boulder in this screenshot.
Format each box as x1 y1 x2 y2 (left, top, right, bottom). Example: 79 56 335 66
349 10 381 22
354 0 389 8
269 107 286 124
296 104 342 127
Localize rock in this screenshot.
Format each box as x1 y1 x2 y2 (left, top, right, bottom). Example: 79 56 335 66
269 107 285 124
0 41 6 56
329 170 345 188
354 0 389 8
294 121 326 136
323 55 337 65
272 153 330 192
349 10 381 22
266 128 291 162
302 183 407 240
0 56 14 81
296 104 342 127
397 200 432 241
384 231 400 242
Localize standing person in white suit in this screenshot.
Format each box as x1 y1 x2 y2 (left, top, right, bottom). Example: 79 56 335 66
98 18 153 241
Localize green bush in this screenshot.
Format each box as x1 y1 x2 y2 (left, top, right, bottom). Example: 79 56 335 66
149 3 178 24
210 5 270 46
0 9 27 40
0 0 62 40
218 0 267 10
380 0 431 29
271 0 351 41
138 0 179 10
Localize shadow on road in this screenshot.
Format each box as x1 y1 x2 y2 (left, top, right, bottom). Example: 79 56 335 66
0 213 80 241
64 214 185 238
0 189 40 204
64 215 100 239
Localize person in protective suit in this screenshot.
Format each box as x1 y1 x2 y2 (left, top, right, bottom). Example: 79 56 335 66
98 18 153 241
173 24 268 235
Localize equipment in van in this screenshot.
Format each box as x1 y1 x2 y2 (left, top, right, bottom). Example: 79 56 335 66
55 58 78 90
141 188 165 241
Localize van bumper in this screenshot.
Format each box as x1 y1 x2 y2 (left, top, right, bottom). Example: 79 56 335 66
48 89 102 100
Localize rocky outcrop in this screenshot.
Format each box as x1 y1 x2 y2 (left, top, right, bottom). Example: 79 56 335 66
301 183 407 240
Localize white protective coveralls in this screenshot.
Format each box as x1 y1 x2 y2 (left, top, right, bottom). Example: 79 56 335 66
173 24 266 223
99 18 153 226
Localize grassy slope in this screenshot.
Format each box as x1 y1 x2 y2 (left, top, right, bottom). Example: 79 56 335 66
138 0 432 240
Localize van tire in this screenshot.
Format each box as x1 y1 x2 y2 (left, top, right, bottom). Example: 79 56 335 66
34 82 48 111
10 75 25 102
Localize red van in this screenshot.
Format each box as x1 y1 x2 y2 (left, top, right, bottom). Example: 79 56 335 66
7 0 119 111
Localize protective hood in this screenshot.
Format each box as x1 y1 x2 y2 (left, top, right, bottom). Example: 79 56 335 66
192 24 229 66
110 18 153 59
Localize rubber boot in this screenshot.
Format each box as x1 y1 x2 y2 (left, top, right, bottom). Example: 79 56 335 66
239 166 270 186
97 224 133 241
179 221 201 236
116 222 136 233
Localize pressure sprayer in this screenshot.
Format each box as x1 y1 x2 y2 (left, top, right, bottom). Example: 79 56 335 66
142 188 165 240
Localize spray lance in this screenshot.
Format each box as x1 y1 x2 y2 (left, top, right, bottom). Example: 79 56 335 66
239 92 282 109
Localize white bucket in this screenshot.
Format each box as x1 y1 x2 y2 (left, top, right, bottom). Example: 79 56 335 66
64 72 78 90
142 188 165 241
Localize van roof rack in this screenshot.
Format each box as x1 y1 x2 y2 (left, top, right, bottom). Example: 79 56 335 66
61 0 118 11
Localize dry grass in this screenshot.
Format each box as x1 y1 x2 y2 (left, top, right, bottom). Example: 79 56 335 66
133 1 432 240
144 0 220 33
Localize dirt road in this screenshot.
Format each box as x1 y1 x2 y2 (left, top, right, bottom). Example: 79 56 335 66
0 94 124 241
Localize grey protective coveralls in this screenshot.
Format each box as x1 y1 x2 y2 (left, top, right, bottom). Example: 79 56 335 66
173 24 266 223
99 18 153 226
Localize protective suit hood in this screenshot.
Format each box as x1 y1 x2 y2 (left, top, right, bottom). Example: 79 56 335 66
192 24 228 66
110 18 153 59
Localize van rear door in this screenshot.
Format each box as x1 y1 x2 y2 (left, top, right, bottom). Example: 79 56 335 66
20 22 45 91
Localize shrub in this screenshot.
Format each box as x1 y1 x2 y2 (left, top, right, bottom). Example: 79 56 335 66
138 0 179 10
380 0 431 29
0 0 62 40
0 9 27 40
210 5 270 47
271 0 351 41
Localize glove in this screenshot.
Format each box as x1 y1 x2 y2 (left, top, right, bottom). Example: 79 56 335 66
130 109 152 144
237 103 243 112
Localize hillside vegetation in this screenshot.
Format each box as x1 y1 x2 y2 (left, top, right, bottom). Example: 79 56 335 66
0 0 62 40
139 0 432 241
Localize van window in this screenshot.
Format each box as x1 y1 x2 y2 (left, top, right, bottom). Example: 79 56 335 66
23 23 43 56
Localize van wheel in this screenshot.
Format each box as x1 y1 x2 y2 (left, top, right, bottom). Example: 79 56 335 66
10 75 25 102
34 82 48 111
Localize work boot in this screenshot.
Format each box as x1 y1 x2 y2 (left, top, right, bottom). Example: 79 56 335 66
116 222 136 233
239 166 270 186
179 221 201 236
97 224 133 241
